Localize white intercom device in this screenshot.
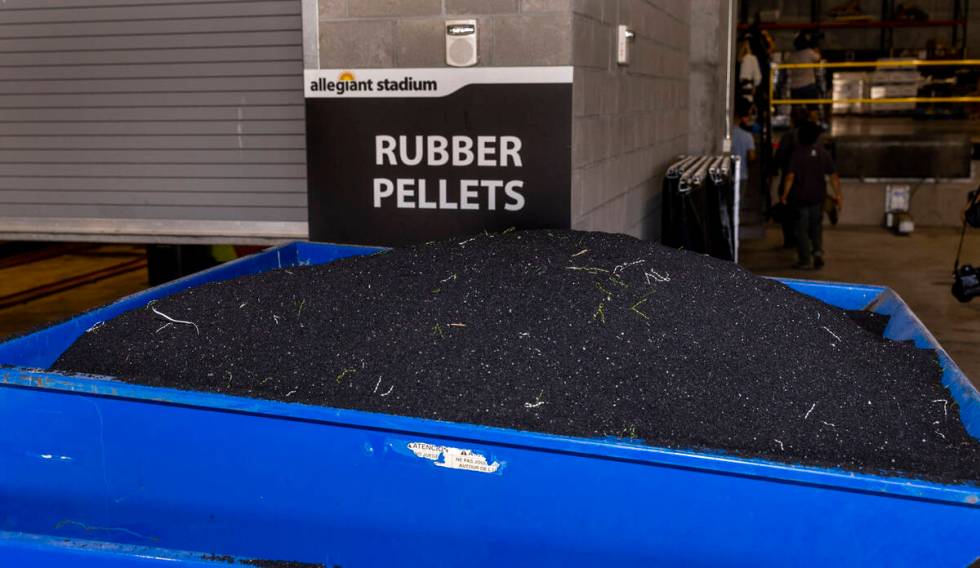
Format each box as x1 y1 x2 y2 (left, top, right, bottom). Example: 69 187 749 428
446 19 478 67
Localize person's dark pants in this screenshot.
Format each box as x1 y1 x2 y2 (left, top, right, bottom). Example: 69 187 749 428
780 211 797 249
791 84 821 110
776 176 797 248
795 203 823 265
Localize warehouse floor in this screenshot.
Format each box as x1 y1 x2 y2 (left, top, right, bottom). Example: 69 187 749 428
0 244 148 339
740 225 980 389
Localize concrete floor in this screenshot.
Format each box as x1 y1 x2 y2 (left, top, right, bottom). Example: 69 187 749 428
0 245 148 339
740 225 980 389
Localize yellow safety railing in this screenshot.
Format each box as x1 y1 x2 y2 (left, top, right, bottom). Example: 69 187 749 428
769 59 980 106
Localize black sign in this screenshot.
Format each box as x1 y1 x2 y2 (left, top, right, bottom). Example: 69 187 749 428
305 68 572 246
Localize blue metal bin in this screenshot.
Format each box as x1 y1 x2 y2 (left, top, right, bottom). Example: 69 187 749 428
0 241 977 567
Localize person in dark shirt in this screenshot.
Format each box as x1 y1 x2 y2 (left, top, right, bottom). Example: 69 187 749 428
772 107 810 248
780 120 842 269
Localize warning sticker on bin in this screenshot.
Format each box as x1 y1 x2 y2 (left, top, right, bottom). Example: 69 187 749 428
407 442 502 474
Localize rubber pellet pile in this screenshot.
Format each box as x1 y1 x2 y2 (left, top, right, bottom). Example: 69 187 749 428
54 230 980 483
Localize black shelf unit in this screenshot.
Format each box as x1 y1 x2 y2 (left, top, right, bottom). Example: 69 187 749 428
739 0 970 56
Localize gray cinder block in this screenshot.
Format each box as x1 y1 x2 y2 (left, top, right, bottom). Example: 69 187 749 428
493 12 573 65
320 20 395 67
447 0 519 14
348 0 442 17
318 0 347 19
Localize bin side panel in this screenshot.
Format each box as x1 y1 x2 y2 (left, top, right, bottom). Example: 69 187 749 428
0 532 224 567
776 278 885 310
293 240 383 266
0 385 977 568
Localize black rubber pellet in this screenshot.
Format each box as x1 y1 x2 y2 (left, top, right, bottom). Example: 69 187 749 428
54 230 980 483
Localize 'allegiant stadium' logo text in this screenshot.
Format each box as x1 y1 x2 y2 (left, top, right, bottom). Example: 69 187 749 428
309 73 437 95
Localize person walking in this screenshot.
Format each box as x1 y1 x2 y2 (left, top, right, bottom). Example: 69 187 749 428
779 121 842 270
788 32 821 109
738 38 762 104
732 99 756 189
772 107 809 249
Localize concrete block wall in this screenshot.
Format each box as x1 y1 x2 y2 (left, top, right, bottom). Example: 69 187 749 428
837 178 978 228
316 0 573 67
569 0 700 240
313 0 728 241
688 0 728 156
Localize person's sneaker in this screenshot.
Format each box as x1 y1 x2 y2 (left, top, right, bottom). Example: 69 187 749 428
813 256 825 270
792 261 812 270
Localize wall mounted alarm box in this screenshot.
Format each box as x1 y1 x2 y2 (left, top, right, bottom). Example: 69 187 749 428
446 20 478 67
